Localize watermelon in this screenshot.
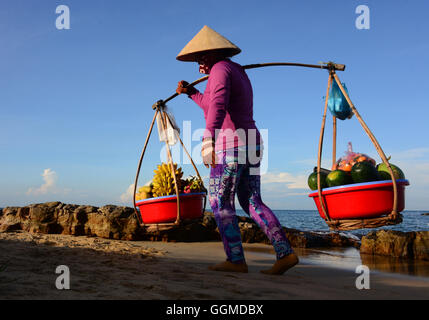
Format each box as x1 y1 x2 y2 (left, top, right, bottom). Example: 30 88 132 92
376 163 405 180
326 170 352 187
351 161 379 183
308 172 328 191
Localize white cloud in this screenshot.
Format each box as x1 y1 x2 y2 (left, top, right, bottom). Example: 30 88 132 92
285 192 310 196
120 183 136 203
261 171 308 189
27 168 67 195
391 148 429 161
388 148 429 186
396 162 429 188
120 179 154 203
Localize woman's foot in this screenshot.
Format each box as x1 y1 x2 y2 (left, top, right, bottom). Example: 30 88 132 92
260 253 299 275
208 261 248 273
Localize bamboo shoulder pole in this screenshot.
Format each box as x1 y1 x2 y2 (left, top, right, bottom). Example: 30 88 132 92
160 61 345 106
332 73 398 216
317 73 334 222
243 62 345 72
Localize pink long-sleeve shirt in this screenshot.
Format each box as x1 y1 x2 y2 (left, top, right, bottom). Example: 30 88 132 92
189 59 261 152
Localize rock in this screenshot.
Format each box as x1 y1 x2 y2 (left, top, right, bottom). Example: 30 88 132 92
26 203 63 234
0 202 359 247
421 213 429 216
413 231 429 261
202 211 217 230
0 207 22 232
360 230 414 258
86 205 140 241
0 202 140 240
360 230 429 260
0 203 61 234
57 204 92 236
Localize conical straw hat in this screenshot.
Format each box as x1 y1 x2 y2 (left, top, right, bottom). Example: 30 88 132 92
176 26 241 62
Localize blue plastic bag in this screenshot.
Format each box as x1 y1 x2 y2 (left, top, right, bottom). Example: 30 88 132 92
327 81 352 120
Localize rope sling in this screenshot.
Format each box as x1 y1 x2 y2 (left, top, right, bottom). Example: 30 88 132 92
133 62 402 231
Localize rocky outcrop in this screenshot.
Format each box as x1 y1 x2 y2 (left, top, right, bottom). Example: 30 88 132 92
0 202 141 241
0 202 359 248
360 230 429 261
5 202 427 259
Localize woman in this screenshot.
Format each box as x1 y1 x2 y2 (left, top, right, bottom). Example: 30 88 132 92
176 26 298 275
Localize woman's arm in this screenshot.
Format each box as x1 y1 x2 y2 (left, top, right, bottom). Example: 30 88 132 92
188 91 208 111
176 80 208 111
204 63 231 140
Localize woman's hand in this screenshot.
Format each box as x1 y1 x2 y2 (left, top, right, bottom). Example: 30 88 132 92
176 80 196 95
201 138 217 168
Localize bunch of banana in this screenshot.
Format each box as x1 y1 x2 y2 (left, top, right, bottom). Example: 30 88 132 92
152 163 183 197
135 185 153 201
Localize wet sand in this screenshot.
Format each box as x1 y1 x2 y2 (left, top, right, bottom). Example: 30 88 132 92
0 231 428 300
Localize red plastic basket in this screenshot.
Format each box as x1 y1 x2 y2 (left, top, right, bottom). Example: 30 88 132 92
308 179 409 220
135 192 206 224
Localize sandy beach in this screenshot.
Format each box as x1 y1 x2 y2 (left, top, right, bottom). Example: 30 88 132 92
1 231 428 300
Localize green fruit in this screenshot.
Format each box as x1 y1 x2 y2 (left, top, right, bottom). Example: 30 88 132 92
351 161 379 183
326 170 352 187
308 172 328 191
376 163 405 180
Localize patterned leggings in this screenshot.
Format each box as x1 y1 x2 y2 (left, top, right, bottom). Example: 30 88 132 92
208 147 294 264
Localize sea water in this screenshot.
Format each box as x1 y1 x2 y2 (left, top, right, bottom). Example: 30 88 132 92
236 210 429 236
236 209 429 277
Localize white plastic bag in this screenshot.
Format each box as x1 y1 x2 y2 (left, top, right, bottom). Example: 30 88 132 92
156 105 180 146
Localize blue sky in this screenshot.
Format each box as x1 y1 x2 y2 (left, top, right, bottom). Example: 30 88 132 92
1 0 428 210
